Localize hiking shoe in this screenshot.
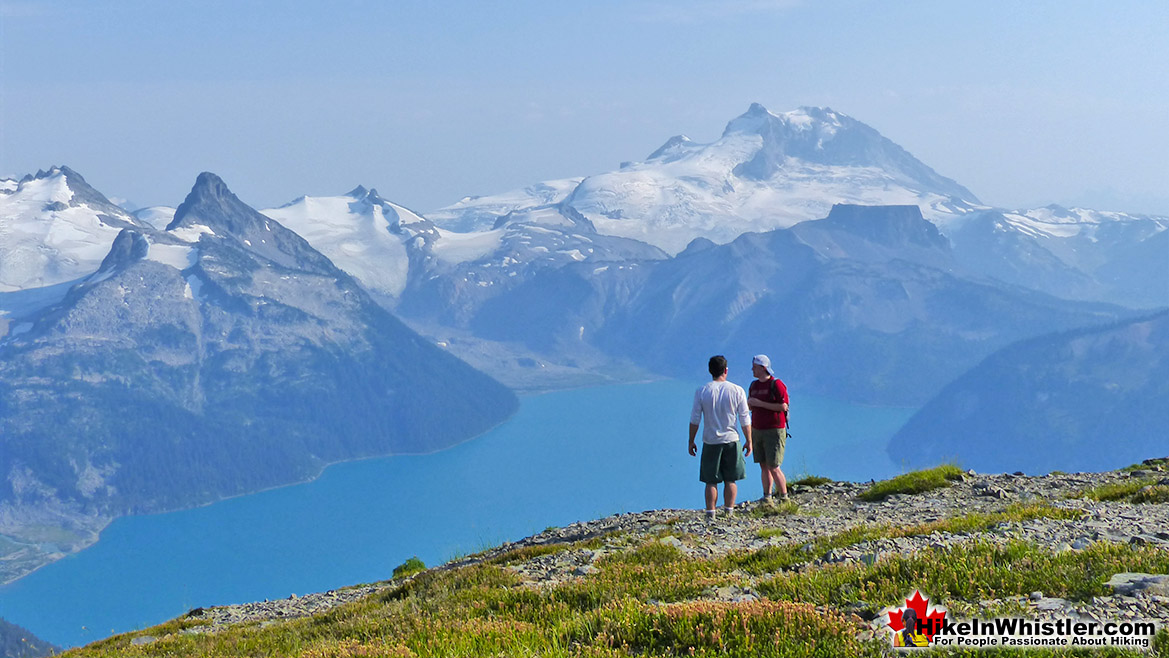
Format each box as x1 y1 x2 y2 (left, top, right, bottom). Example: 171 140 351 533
760 495 776 507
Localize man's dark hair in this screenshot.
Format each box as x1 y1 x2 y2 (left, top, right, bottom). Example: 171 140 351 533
708 355 727 378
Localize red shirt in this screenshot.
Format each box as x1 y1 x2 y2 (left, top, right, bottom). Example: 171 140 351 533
748 377 788 429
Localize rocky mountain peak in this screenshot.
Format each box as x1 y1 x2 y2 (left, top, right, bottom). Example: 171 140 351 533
95 229 150 273
820 204 950 250
18 165 125 212
166 172 334 273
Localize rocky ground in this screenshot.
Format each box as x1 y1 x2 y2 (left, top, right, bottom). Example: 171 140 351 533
168 461 1169 647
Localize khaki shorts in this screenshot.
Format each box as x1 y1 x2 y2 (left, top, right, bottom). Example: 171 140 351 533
752 427 786 468
700 441 746 484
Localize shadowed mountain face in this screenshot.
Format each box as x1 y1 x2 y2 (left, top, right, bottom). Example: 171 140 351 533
0 173 517 577
889 310 1169 474
0 616 57 658
468 205 1129 405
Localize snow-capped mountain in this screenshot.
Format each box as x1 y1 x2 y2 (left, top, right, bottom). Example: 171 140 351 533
946 205 1169 308
397 202 667 325
260 187 438 302
0 166 145 292
0 172 517 584
426 177 583 233
428 104 1168 307
433 104 982 254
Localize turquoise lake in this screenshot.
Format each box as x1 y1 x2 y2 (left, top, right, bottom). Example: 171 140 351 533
0 379 914 648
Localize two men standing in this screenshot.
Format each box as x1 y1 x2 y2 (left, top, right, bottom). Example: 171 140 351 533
688 354 788 517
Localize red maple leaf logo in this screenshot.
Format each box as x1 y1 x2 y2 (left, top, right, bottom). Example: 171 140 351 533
887 590 948 641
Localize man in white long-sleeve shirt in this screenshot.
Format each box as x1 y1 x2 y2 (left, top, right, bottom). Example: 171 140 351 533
689 355 752 519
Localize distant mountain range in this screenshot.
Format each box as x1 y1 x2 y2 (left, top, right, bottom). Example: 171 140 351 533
1 104 1166 576
0 172 517 584
467 204 1130 404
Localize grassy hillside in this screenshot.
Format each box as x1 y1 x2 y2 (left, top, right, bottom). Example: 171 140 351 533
63 462 1169 657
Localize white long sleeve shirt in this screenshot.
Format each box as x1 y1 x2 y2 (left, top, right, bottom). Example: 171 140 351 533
690 380 751 445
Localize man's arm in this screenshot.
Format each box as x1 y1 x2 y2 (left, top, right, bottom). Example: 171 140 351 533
689 388 704 456
747 398 786 412
736 386 752 456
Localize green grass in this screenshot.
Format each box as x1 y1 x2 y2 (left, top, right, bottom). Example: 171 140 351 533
897 502 1085 536
730 502 1085 576
1072 478 1158 502
1120 457 1168 472
758 539 1169 610
64 525 1168 658
791 474 832 488
484 533 614 567
858 464 964 501
391 556 425 579
755 527 786 539
749 500 800 519
68 542 881 658
1072 478 1169 504
1132 485 1169 504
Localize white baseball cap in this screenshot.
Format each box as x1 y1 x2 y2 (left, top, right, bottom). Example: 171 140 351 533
752 354 774 377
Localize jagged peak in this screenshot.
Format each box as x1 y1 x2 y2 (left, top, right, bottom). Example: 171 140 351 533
346 185 369 199
365 187 386 206
96 229 150 273
191 171 233 201
14 165 126 212
18 165 85 186
167 172 251 232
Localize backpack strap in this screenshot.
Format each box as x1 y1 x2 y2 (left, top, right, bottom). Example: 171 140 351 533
771 378 791 433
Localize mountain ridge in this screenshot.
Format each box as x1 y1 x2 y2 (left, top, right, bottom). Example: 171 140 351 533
0 172 518 586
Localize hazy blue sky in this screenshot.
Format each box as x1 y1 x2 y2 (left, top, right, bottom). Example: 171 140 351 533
2 0 1167 214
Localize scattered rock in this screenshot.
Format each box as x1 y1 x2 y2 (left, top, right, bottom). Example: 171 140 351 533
1106 573 1169 598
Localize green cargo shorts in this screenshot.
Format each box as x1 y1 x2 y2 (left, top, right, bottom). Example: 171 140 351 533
700 441 746 484
752 427 787 468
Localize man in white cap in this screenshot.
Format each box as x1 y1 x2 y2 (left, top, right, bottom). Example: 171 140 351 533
748 354 789 504
689 355 752 519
